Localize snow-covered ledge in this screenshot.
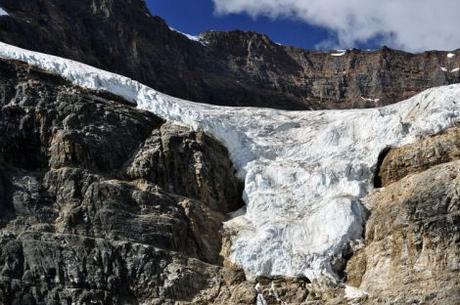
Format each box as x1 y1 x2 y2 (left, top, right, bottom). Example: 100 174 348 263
0 41 459 282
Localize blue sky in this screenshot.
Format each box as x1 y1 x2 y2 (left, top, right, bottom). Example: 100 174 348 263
146 0 460 52
147 0 346 50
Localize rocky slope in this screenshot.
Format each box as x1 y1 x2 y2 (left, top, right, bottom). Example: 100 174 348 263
0 0 459 110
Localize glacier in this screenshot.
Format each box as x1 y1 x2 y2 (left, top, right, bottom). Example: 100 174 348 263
1 41 459 282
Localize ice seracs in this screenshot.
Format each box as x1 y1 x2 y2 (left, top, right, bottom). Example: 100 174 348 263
0 42 459 283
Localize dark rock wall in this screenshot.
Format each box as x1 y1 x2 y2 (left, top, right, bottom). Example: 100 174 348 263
0 1 458 303
0 59 243 305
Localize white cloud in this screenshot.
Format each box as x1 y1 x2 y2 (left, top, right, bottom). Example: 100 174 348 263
212 0 460 51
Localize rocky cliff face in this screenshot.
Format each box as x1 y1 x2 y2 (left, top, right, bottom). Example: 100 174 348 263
0 0 458 110
346 128 460 305
347 161 460 305
0 58 244 304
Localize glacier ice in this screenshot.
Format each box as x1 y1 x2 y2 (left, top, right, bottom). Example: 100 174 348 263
0 42 459 282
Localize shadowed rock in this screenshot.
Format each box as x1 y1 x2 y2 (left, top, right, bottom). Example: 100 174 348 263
0 58 243 304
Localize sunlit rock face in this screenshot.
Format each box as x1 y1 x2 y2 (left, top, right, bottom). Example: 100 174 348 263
346 133 460 305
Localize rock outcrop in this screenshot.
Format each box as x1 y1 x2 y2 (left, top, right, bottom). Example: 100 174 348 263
0 58 244 304
346 160 460 305
0 0 458 110
345 128 460 305
375 126 460 187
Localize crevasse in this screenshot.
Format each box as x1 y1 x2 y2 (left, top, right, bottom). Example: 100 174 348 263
1 41 459 281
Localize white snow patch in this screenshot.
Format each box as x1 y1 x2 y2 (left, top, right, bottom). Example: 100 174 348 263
0 42 459 282
331 50 346 57
268 282 289 304
344 285 368 300
256 293 267 305
451 67 460 73
447 53 455 58
169 27 205 45
0 7 9 16
360 96 380 103
441 66 448 72
255 283 267 305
